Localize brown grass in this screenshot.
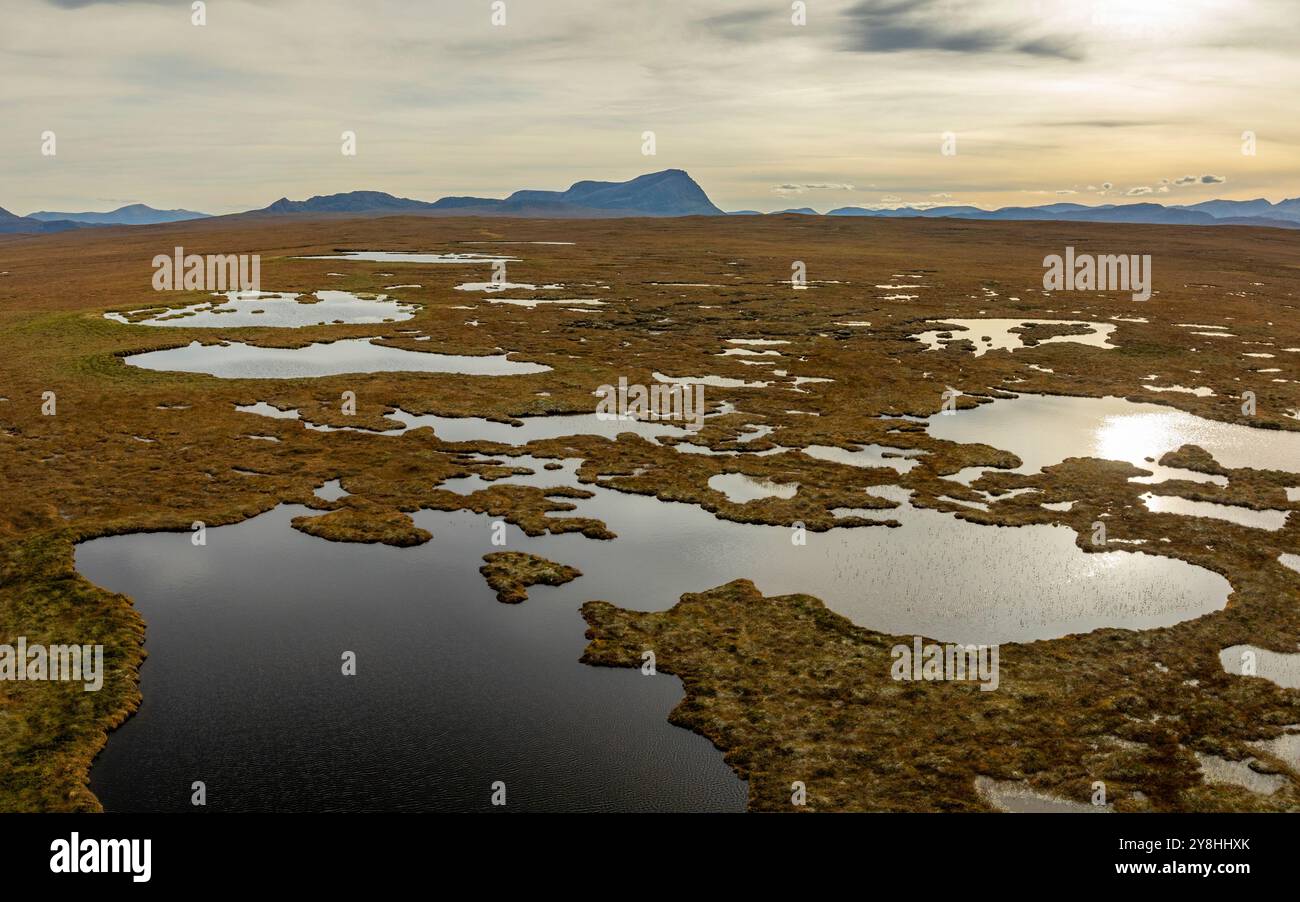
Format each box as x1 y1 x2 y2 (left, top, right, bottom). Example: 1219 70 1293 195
0 213 1297 810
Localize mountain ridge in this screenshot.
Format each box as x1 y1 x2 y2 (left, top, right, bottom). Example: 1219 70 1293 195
0 206 85 234
27 203 211 225
825 197 1300 229
6 174 1300 231
249 169 724 219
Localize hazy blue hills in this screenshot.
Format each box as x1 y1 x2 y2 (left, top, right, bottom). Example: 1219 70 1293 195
7 175 1300 232
27 203 211 225
826 197 1300 229
0 206 85 234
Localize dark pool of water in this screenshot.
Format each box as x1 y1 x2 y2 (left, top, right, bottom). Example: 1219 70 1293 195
79 505 746 812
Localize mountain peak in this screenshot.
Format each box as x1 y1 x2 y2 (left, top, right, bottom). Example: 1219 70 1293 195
254 170 724 219
541 168 723 216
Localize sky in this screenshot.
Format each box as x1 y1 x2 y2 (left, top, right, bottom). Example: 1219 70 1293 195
2 0 1298 215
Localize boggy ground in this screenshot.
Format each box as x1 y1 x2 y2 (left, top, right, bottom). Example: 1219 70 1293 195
0 213 1297 811
479 552 582 604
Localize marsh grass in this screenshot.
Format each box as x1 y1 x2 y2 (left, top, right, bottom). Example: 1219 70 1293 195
1 214 1297 810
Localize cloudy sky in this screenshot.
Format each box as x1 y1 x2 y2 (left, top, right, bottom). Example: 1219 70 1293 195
2 0 1297 214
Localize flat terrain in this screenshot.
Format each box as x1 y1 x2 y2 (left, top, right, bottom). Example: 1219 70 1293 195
1 214 1298 811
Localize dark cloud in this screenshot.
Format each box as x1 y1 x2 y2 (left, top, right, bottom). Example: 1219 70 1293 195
1015 36 1080 59
840 0 1083 60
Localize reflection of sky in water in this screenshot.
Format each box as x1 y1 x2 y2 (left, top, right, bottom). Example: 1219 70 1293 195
1141 493 1289 530
106 290 416 327
298 251 517 264
975 776 1108 813
1196 753 1286 795
928 394 1300 476
125 339 550 378
440 456 1230 645
803 443 923 474
1220 644 1300 689
393 410 692 444
913 319 1116 357
236 403 703 443
707 472 798 502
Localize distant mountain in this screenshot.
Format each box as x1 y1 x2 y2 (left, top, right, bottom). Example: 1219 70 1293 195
825 198 1300 229
1010 203 1212 225
0 206 84 234
771 207 820 215
13 178 1300 231
1273 198 1300 219
1175 198 1280 220
527 169 723 215
426 196 506 211
262 191 434 216
250 169 725 219
27 203 210 225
